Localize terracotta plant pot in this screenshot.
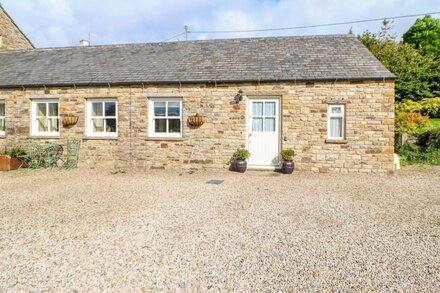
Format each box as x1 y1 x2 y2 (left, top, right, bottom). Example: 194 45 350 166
0 155 21 171
188 115 206 127
282 160 294 174
235 160 247 173
62 115 79 127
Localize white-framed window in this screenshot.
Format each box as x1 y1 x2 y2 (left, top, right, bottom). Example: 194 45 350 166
31 99 60 136
86 99 118 137
327 104 345 140
148 98 182 138
251 100 277 132
0 100 5 136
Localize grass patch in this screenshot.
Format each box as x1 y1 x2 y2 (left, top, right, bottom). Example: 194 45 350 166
430 118 440 128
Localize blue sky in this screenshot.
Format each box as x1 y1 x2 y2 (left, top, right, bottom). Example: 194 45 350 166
2 0 440 47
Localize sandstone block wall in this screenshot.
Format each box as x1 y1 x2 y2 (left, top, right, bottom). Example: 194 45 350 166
0 80 395 173
0 5 33 51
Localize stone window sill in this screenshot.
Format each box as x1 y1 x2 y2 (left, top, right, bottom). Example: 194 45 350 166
325 139 348 144
147 137 184 141
27 136 60 139
83 136 119 141
0 135 5 139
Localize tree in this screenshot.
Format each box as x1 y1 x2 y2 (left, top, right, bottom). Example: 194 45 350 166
358 31 439 101
403 15 440 56
379 19 397 41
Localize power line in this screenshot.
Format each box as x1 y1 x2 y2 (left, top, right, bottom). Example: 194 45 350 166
189 11 440 34
161 32 185 42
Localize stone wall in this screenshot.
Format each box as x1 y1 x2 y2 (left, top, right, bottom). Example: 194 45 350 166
0 5 33 51
0 80 395 173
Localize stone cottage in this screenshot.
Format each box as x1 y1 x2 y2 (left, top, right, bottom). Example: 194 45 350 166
0 4 33 51
0 7 395 173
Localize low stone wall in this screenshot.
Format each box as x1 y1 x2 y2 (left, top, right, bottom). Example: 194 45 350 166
0 80 395 173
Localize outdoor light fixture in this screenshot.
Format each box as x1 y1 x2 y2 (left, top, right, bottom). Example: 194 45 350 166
234 89 244 103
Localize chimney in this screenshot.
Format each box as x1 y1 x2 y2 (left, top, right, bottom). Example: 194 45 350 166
79 39 89 46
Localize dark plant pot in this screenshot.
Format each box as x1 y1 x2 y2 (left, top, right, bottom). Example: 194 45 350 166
0 155 21 171
282 160 294 174
235 160 247 173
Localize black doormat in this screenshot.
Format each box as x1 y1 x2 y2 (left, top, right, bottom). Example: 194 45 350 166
206 180 224 185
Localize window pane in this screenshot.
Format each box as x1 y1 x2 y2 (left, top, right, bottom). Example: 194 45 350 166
48 118 59 132
264 118 275 132
105 102 116 117
168 102 180 117
37 118 48 132
252 118 263 131
0 104 4 116
330 117 343 138
92 103 103 117
265 102 275 116
93 118 105 132
155 119 166 133
331 106 342 114
105 118 117 132
252 102 263 116
0 118 4 131
37 103 46 116
168 119 181 133
154 102 166 117
48 103 58 116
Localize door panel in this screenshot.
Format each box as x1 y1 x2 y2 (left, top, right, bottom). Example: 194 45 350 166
247 98 280 167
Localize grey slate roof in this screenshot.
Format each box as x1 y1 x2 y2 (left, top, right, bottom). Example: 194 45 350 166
0 35 394 88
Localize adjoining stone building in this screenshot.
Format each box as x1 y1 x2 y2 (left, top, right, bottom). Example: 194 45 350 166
0 7 395 174
0 4 33 51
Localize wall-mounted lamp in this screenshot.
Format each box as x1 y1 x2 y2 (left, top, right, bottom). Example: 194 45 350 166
234 89 244 103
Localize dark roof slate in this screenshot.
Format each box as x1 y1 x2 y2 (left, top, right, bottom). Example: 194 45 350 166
0 35 394 88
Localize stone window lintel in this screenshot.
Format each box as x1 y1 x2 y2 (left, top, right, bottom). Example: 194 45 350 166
322 99 351 104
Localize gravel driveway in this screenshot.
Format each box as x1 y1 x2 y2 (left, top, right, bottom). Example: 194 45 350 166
1 167 439 291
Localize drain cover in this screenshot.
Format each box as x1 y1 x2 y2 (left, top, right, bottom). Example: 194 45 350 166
206 180 224 185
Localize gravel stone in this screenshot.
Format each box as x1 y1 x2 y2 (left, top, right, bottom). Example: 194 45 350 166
0 167 439 291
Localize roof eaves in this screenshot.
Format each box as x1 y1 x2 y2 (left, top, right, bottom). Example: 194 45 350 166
0 76 396 89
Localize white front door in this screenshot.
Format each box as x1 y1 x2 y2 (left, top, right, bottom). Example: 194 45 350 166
247 98 280 168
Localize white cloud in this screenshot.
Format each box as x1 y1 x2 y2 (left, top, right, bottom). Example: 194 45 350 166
2 0 439 47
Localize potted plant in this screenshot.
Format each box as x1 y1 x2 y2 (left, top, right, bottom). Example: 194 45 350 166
0 147 26 171
233 148 250 173
187 113 206 127
61 113 79 127
280 149 295 174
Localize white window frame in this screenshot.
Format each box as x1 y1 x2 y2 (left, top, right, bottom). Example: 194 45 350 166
86 99 118 138
327 104 345 140
148 98 183 138
31 99 60 137
0 100 5 136
251 100 277 132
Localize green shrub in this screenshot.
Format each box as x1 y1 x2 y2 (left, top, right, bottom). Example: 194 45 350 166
280 149 295 161
417 128 440 151
420 97 440 118
396 99 423 113
398 141 440 165
233 148 250 161
398 142 421 165
422 150 440 165
395 112 430 135
396 98 440 118
1 146 27 158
